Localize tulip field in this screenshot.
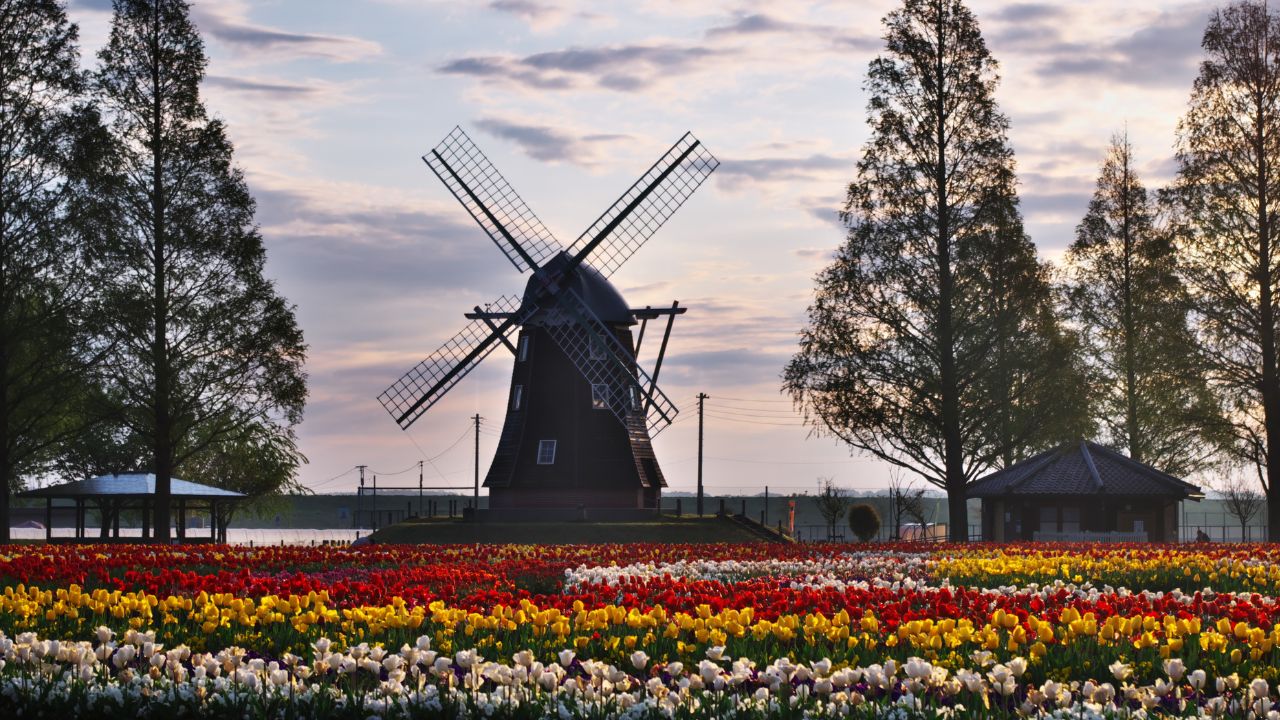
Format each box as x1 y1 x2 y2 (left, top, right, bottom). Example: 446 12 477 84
3 543 1280 717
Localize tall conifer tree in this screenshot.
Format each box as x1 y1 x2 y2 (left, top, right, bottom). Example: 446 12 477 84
0 0 107 543
1070 133 1223 477
785 0 1078 540
94 0 306 540
1170 0 1280 538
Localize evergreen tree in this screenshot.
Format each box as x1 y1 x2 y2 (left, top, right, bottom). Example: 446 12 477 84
94 0 307 541
1070 133 1224 477
784 0 1076 540
1169 0 1280 539
975 196 1092 468
0 0 108 543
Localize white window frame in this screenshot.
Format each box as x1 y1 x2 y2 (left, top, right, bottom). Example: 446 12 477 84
591 384 609 410
517 336 530 362
511 384 523 411
537 439 557 465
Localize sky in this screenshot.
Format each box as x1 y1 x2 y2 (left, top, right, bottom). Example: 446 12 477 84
65 0 1218 497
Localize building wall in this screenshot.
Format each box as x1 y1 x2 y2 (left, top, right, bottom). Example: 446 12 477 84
485 325 662 509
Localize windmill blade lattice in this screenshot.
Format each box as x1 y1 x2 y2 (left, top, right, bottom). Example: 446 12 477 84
424 127 563 273
378 295 523 429
569 132 719 277
542 289 679 435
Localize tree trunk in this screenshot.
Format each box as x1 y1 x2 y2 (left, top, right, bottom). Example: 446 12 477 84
1255 97 1280 543
148 4 171 543
1121 144 1140 463
931 9 967 542
0 342 10 545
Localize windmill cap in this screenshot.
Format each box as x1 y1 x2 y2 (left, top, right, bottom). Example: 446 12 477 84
524 254 634 325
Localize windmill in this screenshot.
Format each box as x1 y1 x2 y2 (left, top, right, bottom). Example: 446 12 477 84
378 127 719 510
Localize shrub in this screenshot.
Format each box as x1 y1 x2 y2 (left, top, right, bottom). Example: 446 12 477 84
847 503 881 542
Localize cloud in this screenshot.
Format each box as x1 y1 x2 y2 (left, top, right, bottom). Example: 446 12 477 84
1019 191 1091 222
714 153 852 192
255 185 512 310
995 4 1211 88
473 117 630 165
440 43 729 92
204 75 327 97
488 0 567 30
990 3 1068 23
705 12 878 52
706 13 801 37
190 2 382 62
794 247 836 260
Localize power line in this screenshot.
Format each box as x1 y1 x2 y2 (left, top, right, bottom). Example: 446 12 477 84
425 423 476 462
703 412 807 427
707 455 859 465
309 466 359 489
709 395 793 404
368 462 419 476
708 406 803 417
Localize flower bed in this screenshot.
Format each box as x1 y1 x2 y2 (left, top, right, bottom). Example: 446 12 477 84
2 543 1279 718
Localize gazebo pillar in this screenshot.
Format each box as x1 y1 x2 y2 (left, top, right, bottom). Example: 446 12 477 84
112 500 120 538
44 498 51 542
177 498 186 541
141 498 150 540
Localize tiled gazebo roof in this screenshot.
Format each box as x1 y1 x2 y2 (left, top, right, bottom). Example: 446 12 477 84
966 440 1203 499
19 473 245 499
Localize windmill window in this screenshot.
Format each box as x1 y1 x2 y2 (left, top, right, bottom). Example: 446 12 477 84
517 336 530 362
589 340 606 360
629 386 642 411
511 384 523 411
537 440 556 465
591 384 609 409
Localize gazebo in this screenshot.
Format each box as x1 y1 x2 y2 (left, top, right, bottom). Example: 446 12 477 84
967 439 1203 542
18 473 245 543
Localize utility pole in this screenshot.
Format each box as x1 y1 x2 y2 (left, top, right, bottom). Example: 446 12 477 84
697 393 708 516
473 414 482 503
764 485 769 527
356 465 367 532
372 474 378 530
418 461 424 517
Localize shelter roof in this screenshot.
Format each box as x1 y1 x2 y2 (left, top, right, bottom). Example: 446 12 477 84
18 474 245 499
966 440 1203 500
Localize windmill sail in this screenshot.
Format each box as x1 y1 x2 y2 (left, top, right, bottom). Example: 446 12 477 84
541 289 679 436
378 295 523 429
424 127 562 273
568 132 719 277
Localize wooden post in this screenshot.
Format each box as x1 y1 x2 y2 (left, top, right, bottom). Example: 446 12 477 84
112 500 120 538
177 498 186 541
142 498 150 540
45 499 51 542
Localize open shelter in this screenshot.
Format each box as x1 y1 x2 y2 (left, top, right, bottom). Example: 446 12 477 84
967 440 1203 542
18 473 245 543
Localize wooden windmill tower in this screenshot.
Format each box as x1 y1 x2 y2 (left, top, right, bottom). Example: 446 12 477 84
378 127 718 511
